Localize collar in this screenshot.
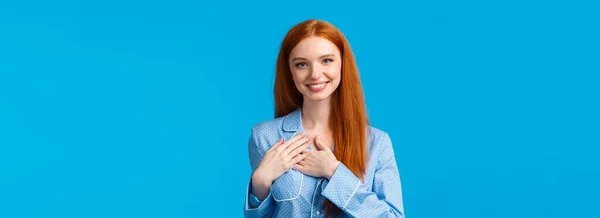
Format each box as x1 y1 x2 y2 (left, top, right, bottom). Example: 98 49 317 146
282 108 302 132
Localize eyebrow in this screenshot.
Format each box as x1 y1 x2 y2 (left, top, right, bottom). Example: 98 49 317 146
291 54 336 62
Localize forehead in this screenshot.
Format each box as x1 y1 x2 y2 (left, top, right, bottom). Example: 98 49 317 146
289 37 340 59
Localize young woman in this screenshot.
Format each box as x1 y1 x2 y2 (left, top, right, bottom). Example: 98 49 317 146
244 19 405 218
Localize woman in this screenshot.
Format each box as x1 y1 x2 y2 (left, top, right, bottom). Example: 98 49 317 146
244 19 405 218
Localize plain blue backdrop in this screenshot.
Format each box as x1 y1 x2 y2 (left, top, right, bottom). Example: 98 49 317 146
1 0 599 217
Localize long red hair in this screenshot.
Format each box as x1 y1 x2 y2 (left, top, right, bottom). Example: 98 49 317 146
273 19 369 217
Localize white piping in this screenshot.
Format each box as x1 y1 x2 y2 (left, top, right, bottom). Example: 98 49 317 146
342 180 361 210
273 172 304 202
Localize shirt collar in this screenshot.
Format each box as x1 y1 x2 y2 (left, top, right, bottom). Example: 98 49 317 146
282 108 302 132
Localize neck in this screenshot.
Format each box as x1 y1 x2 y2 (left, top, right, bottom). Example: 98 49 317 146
301 98 331 133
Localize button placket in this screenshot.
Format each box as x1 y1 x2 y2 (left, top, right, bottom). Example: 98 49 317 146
310 178 326 218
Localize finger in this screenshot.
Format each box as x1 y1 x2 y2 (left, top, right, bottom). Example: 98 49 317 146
290 150 310 163
290 152 309 164
267 138 284 152
297 159 308 165
288 142 314 157
282 136 310 156
313 135 331 151
293 164 304 172
287 142 311 158
278 133 307 151
313 135 323 150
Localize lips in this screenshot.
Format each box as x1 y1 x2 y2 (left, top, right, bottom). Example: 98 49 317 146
306 81 329 92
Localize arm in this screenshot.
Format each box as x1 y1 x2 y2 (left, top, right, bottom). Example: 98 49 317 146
244 127 276 218
321 133 405 217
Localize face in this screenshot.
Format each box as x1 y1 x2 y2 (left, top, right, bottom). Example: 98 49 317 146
288 36 342 103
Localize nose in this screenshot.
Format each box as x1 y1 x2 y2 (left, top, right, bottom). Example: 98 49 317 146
309 64 322 80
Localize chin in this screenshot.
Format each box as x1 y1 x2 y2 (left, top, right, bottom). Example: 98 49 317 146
304 93 333 102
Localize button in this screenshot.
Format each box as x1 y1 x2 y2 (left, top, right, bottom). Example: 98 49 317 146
316 211 320 215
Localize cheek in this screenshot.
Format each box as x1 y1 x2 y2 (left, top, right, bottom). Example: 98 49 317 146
325 66 342 80
290 71 305 89
291 70 308 82
331 61 342 76
290 69 299 80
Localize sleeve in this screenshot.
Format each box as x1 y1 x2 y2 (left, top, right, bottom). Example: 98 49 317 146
244 126 276 218
321 133 405 217
248 192 265 208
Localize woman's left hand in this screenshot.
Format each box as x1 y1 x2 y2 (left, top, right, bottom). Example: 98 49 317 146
294 135 341 180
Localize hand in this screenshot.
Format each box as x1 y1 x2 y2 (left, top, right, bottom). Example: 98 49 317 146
294 135 340 180
251 133 311 199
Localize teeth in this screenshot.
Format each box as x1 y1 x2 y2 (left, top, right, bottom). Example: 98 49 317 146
308 82 326 88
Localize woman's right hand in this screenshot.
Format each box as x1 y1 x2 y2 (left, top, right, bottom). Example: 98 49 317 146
251 133 311 200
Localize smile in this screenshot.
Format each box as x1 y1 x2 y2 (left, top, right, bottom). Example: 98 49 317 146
306 81 329 92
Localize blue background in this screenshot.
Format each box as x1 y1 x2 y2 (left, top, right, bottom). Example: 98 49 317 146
1 0 598 217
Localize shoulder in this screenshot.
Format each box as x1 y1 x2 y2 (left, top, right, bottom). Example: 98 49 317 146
250 116 285 138
250 109 299 139
367 125 391 145
366 125 395 158
367 125 387 138
247 116 288 155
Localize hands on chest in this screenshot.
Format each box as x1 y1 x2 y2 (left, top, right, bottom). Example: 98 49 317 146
251 132 340 200
293 134 340 180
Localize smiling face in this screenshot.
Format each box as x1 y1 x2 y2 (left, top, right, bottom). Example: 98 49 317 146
288 36 342 103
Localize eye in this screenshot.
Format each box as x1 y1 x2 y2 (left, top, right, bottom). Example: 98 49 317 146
295 62 308 68
322 59 333 64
